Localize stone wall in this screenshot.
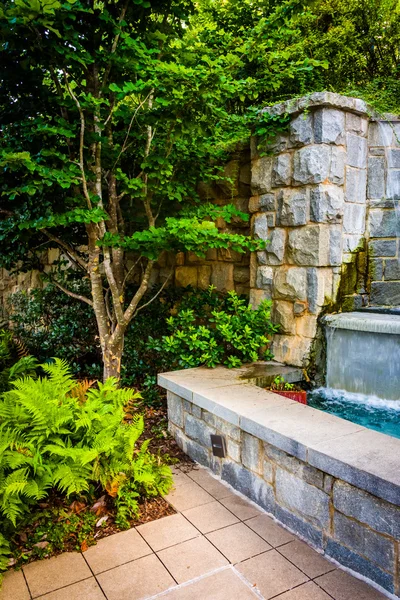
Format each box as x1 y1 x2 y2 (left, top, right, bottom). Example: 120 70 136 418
167 388 400 598
248 92 400 366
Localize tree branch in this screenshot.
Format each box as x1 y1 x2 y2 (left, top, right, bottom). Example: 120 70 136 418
136 268 173 313
63 70 92 209
42 229 88 271
52 279 93 307
102 0 129 93
122 260 154 324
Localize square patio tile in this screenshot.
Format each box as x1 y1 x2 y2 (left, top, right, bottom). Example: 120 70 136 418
0 569 30 600
206 523 271 563
83 528 151 574
186 469 235 499
137 513 200 551
314 569 388 600
164 482 214 511
23 552 91 598
97 554 175 600
182 501 239 534
157 536 228 584
278 540 335 578
170 466 193 488
160 567 259 599
36 578 105 600
245 514 294 547
236 550 308 599
219 495 262 521
274 581 332 599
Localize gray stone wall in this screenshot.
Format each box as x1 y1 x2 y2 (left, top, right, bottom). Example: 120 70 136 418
168 389 400 598
249 93 400 366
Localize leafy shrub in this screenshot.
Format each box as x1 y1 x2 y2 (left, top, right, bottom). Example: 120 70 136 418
0 359 173 574
9 284 102 379
159 286 278 368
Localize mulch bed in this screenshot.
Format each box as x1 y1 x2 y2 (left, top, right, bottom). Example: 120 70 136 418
7 395 193 570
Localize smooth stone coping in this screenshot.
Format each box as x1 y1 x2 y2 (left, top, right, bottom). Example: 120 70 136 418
158 367 400 507
324 312 400 335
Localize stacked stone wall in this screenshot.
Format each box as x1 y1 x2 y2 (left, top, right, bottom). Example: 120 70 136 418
168 389 400 598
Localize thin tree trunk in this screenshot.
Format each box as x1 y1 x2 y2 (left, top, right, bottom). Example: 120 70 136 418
102 338 124 381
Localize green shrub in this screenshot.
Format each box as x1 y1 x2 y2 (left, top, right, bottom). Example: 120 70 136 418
159 286 278 369
0 359 173 574
0 330 38 394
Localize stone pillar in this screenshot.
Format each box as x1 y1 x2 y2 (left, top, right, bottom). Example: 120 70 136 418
367 120 400 306
249 93 370 367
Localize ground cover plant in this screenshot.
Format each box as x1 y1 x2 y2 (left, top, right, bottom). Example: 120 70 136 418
0 359 174 580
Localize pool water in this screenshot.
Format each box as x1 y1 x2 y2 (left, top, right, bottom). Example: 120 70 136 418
308 388 400 439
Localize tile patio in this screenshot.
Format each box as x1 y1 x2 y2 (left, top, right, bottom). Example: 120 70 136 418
0 465 388 600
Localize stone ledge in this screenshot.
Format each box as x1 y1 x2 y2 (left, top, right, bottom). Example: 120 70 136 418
261 92 371 118
158 366 400 506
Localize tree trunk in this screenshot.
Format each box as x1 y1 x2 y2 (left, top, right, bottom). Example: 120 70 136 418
102 339 124 381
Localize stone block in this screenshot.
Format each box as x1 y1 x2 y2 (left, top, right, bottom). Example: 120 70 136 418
368 122 393 147
217 159 240 196
272 335 312 367
256 251 267 265
253 213 268 241
251 156 273 194
272 153 292 187
333 511 395 573
294 302 306 315
170 423 188 454
329 146 345 184
233 267 250 284
264 445 324 489
306 268 326 314
296 315 317 338
47 247 60 264
369 258 383 281
249 193 276 213
333 480 400 539
192 405 202 419
369 239 397 257
183 400 192 413
226 438 241 462
211 263 234 292
386 169 400 199
215 417 241 442
368 210 397 238
263 459 274 483
287 225 331 267
274 505 323 549
289 113 313 146
345 167 367 204
175 266 198 288
274 267 307 301
202 411 216 428
329 226 342 266
314 108 345 145
370 281 400 305
275 468 330 529
167 391 184 428
265 228 286 265
387 149 400 168
310 184 344 223
249 288 272 308
186 438 211 468
367 157 385 199
278 189 308 226
242 433 262 474
343 203 366 234
293 145 330 185
184 413 215 448
346 113 368 137
273 300 295 335
324 475 334 493
257 265 274 289
384 259 400 280
240 161 251 185
221 460 275 512
325 539 395 594
346 134 368 168
198 265 211 289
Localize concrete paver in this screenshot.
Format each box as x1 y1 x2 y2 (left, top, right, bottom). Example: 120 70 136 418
182 500 239 533
84 527 152 574
137 513 200 552
206 522 271 563
23 552 91 598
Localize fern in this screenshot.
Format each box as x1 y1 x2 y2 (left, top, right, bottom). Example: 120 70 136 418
0 359 173 576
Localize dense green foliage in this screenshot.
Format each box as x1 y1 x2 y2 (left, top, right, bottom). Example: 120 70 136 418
0 359 172 575
160 287 277 369
0 330 38 394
